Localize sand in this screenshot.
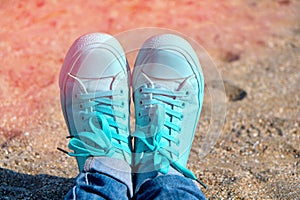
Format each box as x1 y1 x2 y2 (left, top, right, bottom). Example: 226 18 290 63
0 0 299 199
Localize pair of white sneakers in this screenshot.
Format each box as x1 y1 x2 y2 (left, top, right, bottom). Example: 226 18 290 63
58 33 205 188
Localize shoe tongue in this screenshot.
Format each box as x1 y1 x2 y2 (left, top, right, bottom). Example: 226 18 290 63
136 104 165 136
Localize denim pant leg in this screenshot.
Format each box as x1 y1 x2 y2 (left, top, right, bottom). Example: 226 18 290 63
65 157 132 200
134 174 206 200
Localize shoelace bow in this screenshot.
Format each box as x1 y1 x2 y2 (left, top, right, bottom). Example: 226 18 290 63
58 90 131 158
134 87 207 189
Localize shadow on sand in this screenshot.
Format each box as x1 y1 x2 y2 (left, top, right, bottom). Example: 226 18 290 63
0 167 74 199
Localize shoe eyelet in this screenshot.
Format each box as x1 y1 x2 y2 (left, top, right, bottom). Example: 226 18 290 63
138 113 141 117
139 100 143 105
181 102 185 107
120 89 124 94
81 116 84 121
180 114 184 120
139 88 143 93
121 102 125 106
79 104 83 109
185 91 189 96
74 94 77 98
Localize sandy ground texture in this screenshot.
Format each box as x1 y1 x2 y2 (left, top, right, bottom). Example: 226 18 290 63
0 0 300 199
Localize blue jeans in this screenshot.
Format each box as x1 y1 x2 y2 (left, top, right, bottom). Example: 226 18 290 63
65 157 206 200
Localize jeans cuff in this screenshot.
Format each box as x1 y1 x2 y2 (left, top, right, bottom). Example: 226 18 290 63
84 157 133 197
134 166 183 192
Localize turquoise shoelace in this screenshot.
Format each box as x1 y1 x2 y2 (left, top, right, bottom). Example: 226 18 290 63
58 90 131 158
134 87 207 189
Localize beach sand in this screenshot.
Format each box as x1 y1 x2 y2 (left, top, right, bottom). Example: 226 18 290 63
0 0 299 199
